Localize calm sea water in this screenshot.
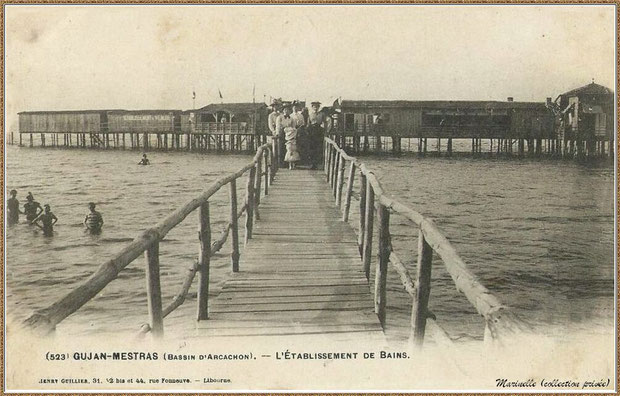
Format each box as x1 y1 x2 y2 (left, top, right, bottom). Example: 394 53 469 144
360 154 615 341
5 145 615 341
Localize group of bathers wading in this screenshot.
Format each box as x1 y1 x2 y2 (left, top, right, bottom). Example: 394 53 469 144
7 190 103 237
8 153 149 237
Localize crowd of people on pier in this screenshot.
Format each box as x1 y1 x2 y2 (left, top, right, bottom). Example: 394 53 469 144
268 99 333 170
7 189 103 237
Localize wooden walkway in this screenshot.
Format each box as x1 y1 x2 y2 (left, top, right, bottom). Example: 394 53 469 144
173 169 385 342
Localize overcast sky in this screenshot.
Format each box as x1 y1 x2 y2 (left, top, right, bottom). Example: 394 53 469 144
5 5 616 130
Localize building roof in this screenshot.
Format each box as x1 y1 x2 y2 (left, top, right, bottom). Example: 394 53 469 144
193 102 267 114
108 110 181 114
18 109 181 115
560 82 613 98
18 109 123 115
340 100 548 110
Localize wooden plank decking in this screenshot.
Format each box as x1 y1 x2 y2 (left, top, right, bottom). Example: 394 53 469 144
173 169 385 342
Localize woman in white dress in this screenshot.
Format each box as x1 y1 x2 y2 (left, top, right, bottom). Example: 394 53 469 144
284 125 300 169
277 104 301 169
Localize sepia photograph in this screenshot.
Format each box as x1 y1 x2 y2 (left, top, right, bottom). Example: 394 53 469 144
3 3 616 392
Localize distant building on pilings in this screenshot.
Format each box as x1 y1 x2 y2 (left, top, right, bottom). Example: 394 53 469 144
554 82 614 158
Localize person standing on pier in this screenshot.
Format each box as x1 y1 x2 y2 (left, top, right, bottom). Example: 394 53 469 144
307 101 332 170
24 192 43 223
268 100 281 135
276 103 297 168
291 101 307 164
84 202 104 234
268 100 282 164
7 189 22 225
33 204 57 237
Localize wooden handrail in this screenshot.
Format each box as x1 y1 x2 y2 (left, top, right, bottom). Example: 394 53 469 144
324 137 528 346
23 140 278 336
138 204 247 335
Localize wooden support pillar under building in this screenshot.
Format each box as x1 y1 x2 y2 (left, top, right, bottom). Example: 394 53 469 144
392 137 401 154
447 138 452 156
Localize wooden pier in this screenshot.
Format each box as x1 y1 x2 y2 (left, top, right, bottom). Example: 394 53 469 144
22 137 527 347
168 170 385 340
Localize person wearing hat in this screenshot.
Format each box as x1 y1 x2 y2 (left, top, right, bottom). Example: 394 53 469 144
23 192 43 223
268 100 281 136
7 189 23 225
33 204 57 237
84 202 104 234
291 101 306 129
276 103 296 168
306 101 332 169
268 101 282 162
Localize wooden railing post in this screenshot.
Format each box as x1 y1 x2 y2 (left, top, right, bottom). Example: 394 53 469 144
274 141 279 178
343 162 356 221
274 136 280 169
271 138 277 182
326 144 333 181
358 172 367 255
254 155 262 220
263 148 269 194
324 139 328 172
197 202 211 320
229 180 240 272
331 148 337 186
245 166 256 245
145 240 163 336
362 181 375 279
375 204 390 327
411 228 433 346
336 155 346 208
331 151 339 197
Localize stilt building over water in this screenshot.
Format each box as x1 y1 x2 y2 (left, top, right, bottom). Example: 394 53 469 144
334 99 554 156
14 82 614 160
183 102 269 151
553 82 614 158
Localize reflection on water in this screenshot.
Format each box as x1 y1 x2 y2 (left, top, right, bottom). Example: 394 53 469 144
5 146 615 341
